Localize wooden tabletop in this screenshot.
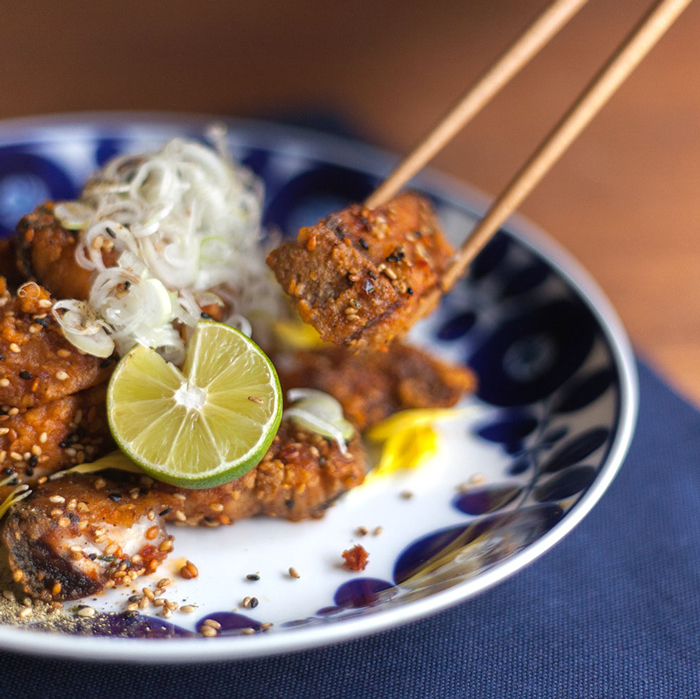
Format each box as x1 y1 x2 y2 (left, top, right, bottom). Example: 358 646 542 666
1 0 699 401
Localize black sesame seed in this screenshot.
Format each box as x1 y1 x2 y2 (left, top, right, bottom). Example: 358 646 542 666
359 238 369 250
25 468 34 477
59 441 68 449
9 479 17 486
97 555 117 562
68 513 79 523
88 553 97 561
99 357 112 369
35 318 49 328
368 270 377 280
385 253 400 263
204 517 215 523
200 312 212 319
105 227 116 239
246 573 260 581
28 454 38 468
158 507 172 516
19 371 33 380
407 287 414 295
123 610 139 618
129 595 142 603
250 597 259 608
0 354 4 361
108 493 122 502
123 281 132 290
285 499 294 510
3 467 14 476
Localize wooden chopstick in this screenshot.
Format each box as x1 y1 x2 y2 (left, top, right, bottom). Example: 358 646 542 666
364 0 590 209
438 0 693 294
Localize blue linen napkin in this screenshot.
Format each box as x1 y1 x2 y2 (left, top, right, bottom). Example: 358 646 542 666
0 360 697 698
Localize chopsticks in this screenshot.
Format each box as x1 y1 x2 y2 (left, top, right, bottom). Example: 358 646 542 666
365 0 590 209
366 0 693 300
439 0 693 292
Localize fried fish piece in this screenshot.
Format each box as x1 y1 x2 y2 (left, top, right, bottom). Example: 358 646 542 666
0 384 112 498
275 342 475 431
1 419 366 601
0 239 24 290
154 418 367 524
2 472 172 601
267 192 453 351
0 280 114 409
16 203 118 301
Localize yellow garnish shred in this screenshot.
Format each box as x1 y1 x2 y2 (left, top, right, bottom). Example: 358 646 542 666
273 318 325 350
365 408 468 480
54 450 143 478
370 425 440 479
0 484 31 520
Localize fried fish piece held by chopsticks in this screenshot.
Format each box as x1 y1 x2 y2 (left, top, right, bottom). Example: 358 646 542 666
267 192 453 351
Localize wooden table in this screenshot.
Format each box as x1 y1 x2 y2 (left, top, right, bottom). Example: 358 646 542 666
1 0 698 400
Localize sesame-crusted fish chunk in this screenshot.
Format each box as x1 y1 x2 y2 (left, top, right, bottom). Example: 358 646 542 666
266 192 453 351
153 418 367 525
0 280 114 409
2 472 172 601
16 203 118 302
0 384 113 498
275 342 476 431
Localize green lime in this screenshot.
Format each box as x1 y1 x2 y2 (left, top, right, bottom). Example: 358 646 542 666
107 321 282 489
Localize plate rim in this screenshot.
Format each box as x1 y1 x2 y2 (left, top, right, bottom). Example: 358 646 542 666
0 111 638 663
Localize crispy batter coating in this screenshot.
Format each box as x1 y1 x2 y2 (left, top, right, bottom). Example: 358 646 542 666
267 192 453 351
275 343 475 431
2 473 172 601
0 280 114 409
0 239 24 290
154 418 367 525
0 384 112 498
16 203 118 301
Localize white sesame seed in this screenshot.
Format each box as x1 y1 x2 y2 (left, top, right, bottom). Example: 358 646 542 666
77 606 95 617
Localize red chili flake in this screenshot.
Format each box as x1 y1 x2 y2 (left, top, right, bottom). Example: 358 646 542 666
342 544 369 571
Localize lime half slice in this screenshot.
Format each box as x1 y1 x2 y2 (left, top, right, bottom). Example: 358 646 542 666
107 321 282 489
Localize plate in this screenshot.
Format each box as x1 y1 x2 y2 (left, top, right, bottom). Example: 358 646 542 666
0 113 638 662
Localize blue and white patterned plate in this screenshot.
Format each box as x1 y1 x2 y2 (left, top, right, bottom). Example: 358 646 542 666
0 114 637 663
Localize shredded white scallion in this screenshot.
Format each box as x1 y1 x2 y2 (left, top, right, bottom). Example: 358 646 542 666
51 130 284 363
283 390 355 455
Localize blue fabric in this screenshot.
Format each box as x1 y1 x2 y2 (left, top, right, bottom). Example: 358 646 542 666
2 360 699 698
